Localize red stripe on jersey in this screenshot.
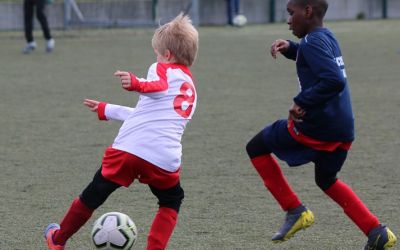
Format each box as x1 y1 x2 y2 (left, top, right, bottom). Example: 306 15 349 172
287 119 351 151
128 63 168 93
128 63 193 93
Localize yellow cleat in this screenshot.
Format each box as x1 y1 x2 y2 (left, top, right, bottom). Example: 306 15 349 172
364 225 397 250
272 206 315 243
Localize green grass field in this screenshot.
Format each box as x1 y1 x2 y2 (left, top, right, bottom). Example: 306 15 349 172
1 20 399 250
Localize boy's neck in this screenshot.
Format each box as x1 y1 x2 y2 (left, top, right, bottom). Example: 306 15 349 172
160 60 178 65
307 20 324 34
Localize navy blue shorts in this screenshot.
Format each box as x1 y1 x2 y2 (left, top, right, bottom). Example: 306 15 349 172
262 120 347 174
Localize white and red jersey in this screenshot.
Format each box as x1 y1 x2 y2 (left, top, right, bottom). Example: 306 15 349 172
97 62 197 172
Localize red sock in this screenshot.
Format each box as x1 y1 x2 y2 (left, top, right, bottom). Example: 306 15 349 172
147 207 178 250
325 179 380 235
251 154 301 211
53 197 94 245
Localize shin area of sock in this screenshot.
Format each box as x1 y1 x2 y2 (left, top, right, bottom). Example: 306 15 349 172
54 197 94 245
251 154 301 211
146 207 178 250
325 179 380 235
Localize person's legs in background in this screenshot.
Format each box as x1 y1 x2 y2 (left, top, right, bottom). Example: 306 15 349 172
36 0 54 52
226 0 240 25
23 0 37 53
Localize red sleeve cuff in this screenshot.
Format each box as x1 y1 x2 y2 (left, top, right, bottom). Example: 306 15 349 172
128 72 139 91
97 102 108 120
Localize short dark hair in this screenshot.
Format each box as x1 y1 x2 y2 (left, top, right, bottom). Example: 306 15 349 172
292 0 329 18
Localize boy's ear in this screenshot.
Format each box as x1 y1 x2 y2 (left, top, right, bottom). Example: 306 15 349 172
304 5 313 18
165 49 173 60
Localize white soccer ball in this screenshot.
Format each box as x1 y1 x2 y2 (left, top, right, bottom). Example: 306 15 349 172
233 14 247 27
92 212 138 250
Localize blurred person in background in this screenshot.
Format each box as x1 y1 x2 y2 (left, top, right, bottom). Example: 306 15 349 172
23 0 55 54
226 0 240 25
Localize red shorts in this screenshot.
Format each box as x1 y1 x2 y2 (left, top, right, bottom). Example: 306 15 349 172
101 147 180 189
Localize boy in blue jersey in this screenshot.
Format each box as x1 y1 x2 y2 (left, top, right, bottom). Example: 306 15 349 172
245 0 397 249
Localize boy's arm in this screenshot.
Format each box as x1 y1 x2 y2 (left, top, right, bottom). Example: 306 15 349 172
114 64 168 99
281 40 298 60
271 39 298 60
84 99 135 121
98 103 135 121
293 39 346 109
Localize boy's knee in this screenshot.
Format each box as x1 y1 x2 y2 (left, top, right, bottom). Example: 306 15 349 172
246 131 270 159
315 171 337 191
314 149 347 190
245 140 254 157
80 169 120 209
150 183 184 213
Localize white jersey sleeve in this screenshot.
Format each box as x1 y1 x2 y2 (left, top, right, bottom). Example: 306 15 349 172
104 104 135 121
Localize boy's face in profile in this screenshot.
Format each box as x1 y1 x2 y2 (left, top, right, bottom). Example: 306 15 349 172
286 0 309 38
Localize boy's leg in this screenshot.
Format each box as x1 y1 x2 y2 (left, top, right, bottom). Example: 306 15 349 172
147 183 184 250
251 154 302 210
315 149 380 235
246 130 301 211
47 168 120 246
36 0 52 41
48 198 93 247
246 129 314 242
315 149 397 249
324 178 380 233
322 177 397 249
23 0 34 43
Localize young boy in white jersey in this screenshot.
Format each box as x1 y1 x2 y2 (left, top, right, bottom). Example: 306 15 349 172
44 13 199 250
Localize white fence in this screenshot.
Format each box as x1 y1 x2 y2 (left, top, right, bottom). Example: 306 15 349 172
1 0 399 30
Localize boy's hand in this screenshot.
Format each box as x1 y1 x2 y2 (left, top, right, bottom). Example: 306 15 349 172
83 99 100 112
288 103 306 122
270 39 290 59
114 70 132 90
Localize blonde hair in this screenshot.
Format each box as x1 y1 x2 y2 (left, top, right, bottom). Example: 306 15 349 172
152 13 199 66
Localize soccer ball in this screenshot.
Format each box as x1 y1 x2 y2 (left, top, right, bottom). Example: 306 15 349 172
233 14 247 27
91 212 138 250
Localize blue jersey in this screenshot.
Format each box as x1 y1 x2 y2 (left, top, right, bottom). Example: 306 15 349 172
282 28 354 142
